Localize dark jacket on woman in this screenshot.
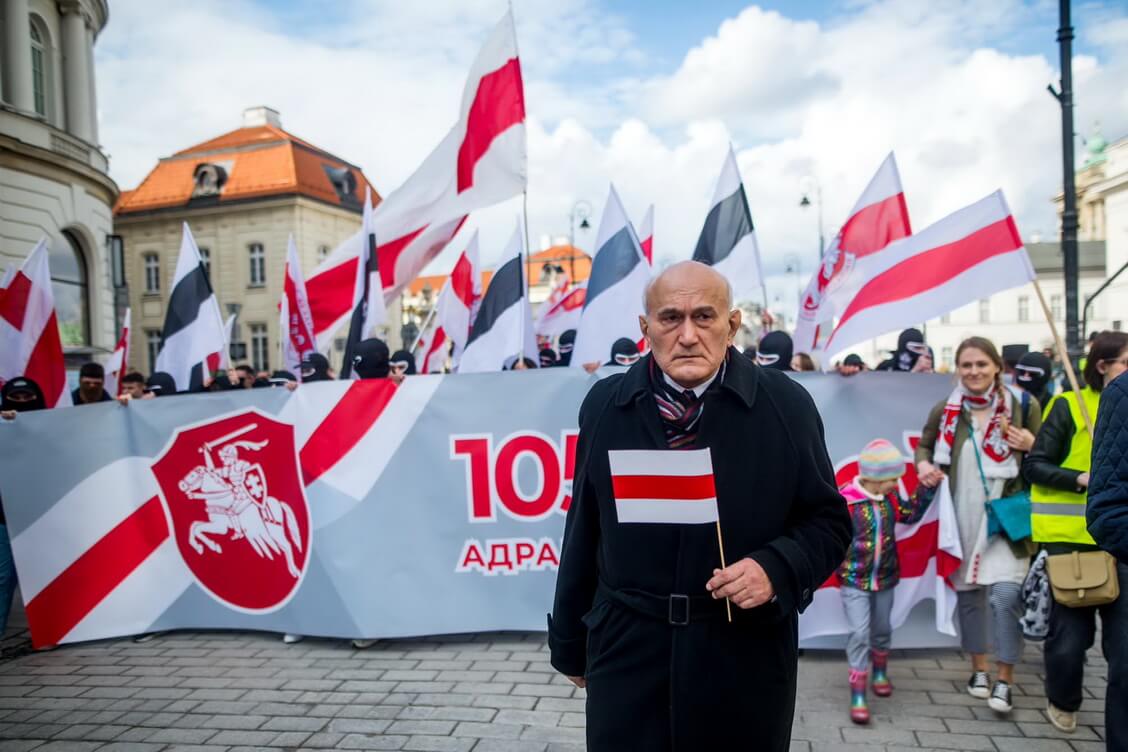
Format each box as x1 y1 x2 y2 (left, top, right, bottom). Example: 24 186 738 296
549 349 850 751
1023 398 1089 493
916 389 1042 498
1088 373 1128 563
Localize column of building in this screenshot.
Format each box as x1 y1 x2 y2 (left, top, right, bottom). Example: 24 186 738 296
2 0 36 113
60 1 96 143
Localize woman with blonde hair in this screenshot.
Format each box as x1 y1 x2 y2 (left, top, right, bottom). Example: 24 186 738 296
916 336 1041 713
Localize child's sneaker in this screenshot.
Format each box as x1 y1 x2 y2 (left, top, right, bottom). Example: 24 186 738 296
849 669 870 724
871 649 892 697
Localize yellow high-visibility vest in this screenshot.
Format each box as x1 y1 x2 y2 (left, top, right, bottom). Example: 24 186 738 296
1030 387 1101 544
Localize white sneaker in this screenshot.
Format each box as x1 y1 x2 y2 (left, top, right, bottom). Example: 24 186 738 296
282 633 304 644
351 638 377 649
1046 702 1077 733
966 671 990 699
988 681 1013 714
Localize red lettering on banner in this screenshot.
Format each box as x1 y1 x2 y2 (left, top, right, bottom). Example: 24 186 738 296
452 436 494 522
495 433 560 520
515 541 536 567
455 538 561 576
456 540 488 573
535 540 560 569
560 431 578 513
487 543 516 574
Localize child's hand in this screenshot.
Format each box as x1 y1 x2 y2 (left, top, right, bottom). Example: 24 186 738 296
916 460 943 488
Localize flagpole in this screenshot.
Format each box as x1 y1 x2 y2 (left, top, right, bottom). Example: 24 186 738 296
715 522 733 623
1033 278 1093 433
518 208 529 364
410 304 439 354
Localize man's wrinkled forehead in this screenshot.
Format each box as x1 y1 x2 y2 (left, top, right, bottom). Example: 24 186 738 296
644 261 732 315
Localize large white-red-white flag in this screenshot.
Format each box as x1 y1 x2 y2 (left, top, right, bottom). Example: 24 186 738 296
435 232 483 365
280 235 317 380
306 10 526 346
609 448 719 524
823 190 1034 361
794 153 912 354
103 308 131 397
0 238 70 407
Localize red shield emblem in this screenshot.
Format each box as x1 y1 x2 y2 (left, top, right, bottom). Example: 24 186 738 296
151 408 312 612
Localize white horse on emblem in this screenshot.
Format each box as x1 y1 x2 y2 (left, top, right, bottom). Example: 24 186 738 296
176 431 304 578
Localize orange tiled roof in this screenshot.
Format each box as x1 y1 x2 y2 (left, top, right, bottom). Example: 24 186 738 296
403 244 590 299
114 124 380 215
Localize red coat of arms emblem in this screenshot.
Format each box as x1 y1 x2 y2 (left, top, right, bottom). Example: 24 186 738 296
151 408 311 611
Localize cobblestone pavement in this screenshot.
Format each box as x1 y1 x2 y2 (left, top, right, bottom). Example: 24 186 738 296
0 601 1110 751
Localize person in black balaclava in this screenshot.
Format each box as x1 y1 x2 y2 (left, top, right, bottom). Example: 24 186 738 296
606 337 641 367
352 338 391 380
270 370 297 386
389 350 417 380
1015 351 1054 408
300 353 332 383
72 362 113 404
557 329 577 367
876 328 928 372
2 377 47 414
252 377 271 388
146 372 177 396
755 331 794 371
539 348 559 368
208 372 238 391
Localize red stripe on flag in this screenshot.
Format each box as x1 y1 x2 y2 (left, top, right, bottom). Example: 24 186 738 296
450 251 477 308
377 225 429 289
640 236 653 265
833 216 1022 335
299 378 398 485
839 192 911 258
24 496 170 649
25 312 67 408
307 257 358 335
0 272 31 328
611 474 716 501
457 57 525 193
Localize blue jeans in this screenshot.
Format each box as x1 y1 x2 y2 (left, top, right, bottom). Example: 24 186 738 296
1043 562 1128 752
0 524 15 634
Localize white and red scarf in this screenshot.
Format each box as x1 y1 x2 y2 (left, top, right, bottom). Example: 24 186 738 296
934 384 1014 469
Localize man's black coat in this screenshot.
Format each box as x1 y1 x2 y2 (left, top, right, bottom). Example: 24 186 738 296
549 350 851 751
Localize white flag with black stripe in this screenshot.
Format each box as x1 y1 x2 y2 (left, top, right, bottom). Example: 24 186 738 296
155 223 227 392
692 145 764 302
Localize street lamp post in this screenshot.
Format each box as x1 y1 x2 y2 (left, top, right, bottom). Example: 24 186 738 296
799 176 825 265
568 200 592 281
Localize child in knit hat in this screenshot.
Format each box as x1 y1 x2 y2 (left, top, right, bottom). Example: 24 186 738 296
837 438 932 724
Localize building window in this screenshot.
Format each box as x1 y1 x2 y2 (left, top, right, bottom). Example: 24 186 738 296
29 19 48 118
941 346 954 370
250 323 269 371
144 253 160 293
978 299 990 324
1017 295 1029 322
50 232 90 346
248 243 265 286
318 245 330 262
1051 294 1063 321
199 247 210 281
1114 320 1123 332
146 330 162 373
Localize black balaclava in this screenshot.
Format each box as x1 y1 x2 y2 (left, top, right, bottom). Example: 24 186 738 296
1015 352 1053 405
607 337 641 367
1 377 46 412
890 328 927 371
353 338 390 379
390 350 417 375
146 372 177 396
209 372 238 391
251 377 271 388
557 330 577 367
300 353 332 382
270 370 297 386
756 331 794 371
539 348 559 368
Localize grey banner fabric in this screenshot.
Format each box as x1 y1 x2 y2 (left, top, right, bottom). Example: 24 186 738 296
0 370 955 647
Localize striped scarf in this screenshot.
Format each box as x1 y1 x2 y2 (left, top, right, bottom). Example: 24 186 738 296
648 356 726 449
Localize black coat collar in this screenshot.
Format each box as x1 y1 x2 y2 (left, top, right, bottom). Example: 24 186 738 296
613 347 759 410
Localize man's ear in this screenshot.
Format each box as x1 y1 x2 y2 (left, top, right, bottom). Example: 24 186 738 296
727 309 742 343
638 315 649 343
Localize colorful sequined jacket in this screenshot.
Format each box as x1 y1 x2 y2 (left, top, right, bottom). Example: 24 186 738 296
836 479 928 591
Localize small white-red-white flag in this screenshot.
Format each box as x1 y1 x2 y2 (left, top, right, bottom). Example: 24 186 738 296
535 281 586 341
280 234 318 379
823 190 1034 361
638 204 654 265
0 238 71 407
103 308 131 397
418 323 449 374
609 448 719 524
435 232 483 366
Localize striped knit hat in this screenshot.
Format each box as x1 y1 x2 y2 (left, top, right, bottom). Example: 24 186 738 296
858 439 905 481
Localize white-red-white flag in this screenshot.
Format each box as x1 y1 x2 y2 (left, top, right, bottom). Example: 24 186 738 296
794 153 912 354
823 191 1034 361
417 322 449 374
609 448 719 524
0 238 71 407
103 308 131 397
535 281 586 341
435 232 483 365
280 235 318 380
306 10 526 345
638 204 654 265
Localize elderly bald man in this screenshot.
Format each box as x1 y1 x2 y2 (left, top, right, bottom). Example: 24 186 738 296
549 261 850 751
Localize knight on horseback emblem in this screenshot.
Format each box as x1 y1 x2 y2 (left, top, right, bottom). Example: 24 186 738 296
153 409 310 611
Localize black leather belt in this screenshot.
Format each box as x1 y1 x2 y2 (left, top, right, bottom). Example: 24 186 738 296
597 581 725 626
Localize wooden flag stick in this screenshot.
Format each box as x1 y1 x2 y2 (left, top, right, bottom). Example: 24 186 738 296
1032 279 1094 434
715 521 733 623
